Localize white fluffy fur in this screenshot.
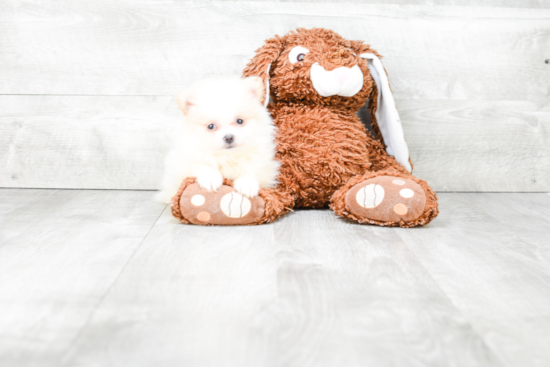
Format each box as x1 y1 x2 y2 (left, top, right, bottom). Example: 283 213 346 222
158 76 280 203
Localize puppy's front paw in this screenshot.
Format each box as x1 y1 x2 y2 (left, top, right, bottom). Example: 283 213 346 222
234 176 260 198
197 171 223 192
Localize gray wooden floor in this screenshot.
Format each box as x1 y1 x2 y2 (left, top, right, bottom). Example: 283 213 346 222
1 189 549 367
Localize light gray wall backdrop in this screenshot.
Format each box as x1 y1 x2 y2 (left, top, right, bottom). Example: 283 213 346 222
1 0 548 192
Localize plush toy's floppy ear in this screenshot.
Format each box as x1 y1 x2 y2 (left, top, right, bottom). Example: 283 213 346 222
242 36 284 107
360 53 412 172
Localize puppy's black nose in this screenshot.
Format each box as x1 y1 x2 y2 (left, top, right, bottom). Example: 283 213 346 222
223 134 234 144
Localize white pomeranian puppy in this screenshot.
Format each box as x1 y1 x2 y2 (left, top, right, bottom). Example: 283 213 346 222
158 76 280 203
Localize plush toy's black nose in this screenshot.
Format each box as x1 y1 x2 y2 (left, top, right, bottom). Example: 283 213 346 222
223 134 234 144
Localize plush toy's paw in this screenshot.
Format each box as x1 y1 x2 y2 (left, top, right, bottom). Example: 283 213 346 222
177 183 265 225
345 176 427 224
233 176 260 198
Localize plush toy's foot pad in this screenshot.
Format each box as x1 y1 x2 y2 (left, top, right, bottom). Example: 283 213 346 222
178 183 265 225
345 176 426 223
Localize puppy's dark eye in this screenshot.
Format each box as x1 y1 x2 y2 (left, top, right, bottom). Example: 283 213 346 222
297 53 305 62
207 123 216 130
236 119 244 125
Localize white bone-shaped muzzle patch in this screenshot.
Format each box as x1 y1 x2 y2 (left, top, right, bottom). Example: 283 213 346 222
310 63 364 97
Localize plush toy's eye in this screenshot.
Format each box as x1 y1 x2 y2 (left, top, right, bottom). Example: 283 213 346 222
289 46 310 64
236 119 244 125
207 123 216 130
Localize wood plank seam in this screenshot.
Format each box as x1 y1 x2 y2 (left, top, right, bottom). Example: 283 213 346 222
58 203 168 362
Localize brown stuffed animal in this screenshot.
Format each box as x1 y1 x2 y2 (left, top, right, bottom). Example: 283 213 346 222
172 28 438 227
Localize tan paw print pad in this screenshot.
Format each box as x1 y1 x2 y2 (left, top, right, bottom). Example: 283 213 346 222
345 176 426 223
180 183 265 225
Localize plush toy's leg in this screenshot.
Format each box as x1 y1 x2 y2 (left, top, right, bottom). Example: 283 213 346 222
171 177 294 226
330 168 439 228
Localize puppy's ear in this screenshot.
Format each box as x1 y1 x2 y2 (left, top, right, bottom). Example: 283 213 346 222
243 76 265 104
242 35 284 107
176 90 196 116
